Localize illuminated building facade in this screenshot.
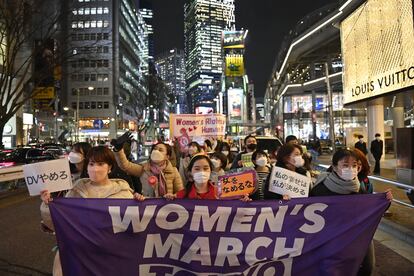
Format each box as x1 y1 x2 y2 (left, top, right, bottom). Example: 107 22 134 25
184 0 235 113
155 49 187 114
67 0 148 139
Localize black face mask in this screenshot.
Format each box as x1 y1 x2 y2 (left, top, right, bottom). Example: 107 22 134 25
246 143 257 150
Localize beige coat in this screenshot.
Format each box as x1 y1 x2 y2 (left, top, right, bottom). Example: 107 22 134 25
114 149 183 197
40 178 133 276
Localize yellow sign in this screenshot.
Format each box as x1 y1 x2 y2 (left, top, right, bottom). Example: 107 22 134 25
33 87 55 99
225 55 244 77
341 0 414 104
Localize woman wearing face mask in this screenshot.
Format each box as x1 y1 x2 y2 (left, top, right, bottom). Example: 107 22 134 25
40 146 143 276
216 141 234 170
209 152 227 184
250 150 272 200
310 149 393 276
179 141 202 183
176 154 218 199
68 142 92 181
114 141 183 198
275 144 309 176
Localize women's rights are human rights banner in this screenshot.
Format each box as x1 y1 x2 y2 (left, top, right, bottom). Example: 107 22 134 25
49 194 389 276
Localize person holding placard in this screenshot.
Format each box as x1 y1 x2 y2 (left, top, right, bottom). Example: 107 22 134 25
111 132 183 199
310 149 393 276
174 154 218 199
275 144 309 177
230 135 257 169
40 146 145 276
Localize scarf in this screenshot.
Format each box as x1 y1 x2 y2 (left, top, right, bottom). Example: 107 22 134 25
150 161 168 196
315 171 360 194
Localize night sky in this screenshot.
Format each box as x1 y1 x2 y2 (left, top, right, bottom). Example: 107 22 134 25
145 0 337 98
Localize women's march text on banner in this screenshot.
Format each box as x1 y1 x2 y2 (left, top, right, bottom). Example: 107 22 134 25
269 166 311 198
23 158 72 196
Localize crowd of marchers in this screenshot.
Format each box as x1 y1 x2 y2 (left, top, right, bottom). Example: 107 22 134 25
39 132 392 276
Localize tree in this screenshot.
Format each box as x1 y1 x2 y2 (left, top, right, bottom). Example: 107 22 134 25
0 0 67 148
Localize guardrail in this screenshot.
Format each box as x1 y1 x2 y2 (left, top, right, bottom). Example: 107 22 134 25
314 163 414 209
0 165 24 182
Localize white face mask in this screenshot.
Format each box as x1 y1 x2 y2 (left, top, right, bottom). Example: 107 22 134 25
210 159 221 169
256 157 268 167
68 152 84 164
150 150 165 163
193 171 210 185
293 156 305 167
340 167 358 181
222 151 229 156
376 137 381 141
359 139 364 143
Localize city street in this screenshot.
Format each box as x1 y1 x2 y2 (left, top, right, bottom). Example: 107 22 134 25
0 188 413 275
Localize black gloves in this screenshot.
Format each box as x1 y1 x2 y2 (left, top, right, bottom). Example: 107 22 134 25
111 131 133 151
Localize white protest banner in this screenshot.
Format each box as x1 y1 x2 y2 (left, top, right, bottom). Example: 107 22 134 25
268 166 311 198
170 113 226 139
23 158 72 196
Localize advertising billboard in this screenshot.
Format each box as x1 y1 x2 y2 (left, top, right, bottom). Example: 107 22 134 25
341 0 414 104
222 30 245 48
195 106 214 114
225 55 244 77
227 88 244 123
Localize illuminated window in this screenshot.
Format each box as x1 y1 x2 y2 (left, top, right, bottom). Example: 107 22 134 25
91 7 96 14
97 21 103 28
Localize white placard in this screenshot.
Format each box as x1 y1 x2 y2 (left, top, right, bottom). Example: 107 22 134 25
23 158 73 196
268 166 311 198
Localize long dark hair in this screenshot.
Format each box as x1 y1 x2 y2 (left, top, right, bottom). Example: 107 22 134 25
182 154 213 198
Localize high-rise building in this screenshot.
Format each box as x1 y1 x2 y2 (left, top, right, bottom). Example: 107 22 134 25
155 49 187 114
184 0 235 113
139 7 154 61
66 0 148 140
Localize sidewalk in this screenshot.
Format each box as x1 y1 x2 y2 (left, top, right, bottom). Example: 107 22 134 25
316 153 414 247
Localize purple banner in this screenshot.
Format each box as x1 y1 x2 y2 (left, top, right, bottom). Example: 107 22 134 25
49 194 389 275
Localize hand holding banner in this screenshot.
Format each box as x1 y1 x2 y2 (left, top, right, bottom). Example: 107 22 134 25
268 166 311 198
23 158 72 196
218 170 257 198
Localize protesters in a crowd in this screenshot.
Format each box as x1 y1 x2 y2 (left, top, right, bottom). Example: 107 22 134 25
40 146 144 276
353 148 373 194
179 141 203 182
209 152 227 184
275 144 309 177
231 135 257 169
310 149 392 276
204 139 213 153
216 141 234 170
111 132 183 198
250 150 272 200
285 135 299 145
174 154 218 199
68 142 92 181
108 142 142 193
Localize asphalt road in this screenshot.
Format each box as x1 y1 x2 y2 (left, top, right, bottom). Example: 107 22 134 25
0 190 413 276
